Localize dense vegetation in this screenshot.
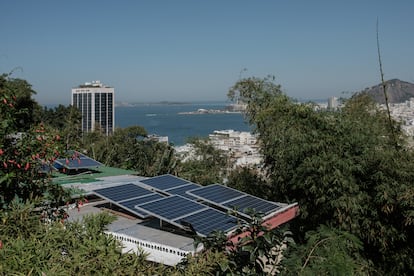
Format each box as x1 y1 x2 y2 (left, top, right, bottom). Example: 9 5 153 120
228 76 414 274
1 73 413 275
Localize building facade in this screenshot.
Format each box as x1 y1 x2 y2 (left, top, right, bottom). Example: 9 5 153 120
71 81 114 135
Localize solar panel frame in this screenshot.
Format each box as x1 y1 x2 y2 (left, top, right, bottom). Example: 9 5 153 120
164 183 201 200
135 195 207 221
54 151 103 170
134 195 243 236
93 183 163 218
188 184 284 218
223 195 282 215
177 208 241 236
139 174 190 191
186 184 244 204
117 194 165 218
93 183 153 202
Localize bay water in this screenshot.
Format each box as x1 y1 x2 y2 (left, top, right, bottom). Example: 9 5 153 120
115 102 250 146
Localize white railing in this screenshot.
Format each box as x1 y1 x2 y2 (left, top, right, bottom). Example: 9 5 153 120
106 231 193 266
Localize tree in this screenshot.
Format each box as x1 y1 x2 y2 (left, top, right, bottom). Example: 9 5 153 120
40 104 82 150
185 213 290 275
280 225 369 275
227 167 270 198
229 76 414 274
0 205 173 275
0 74 42 130
81 126 178 177
1 74 69 209
177 137 228 185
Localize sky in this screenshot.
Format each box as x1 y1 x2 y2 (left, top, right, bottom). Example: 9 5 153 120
1 1 413 105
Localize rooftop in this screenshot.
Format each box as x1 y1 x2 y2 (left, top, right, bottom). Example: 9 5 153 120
55 157 298 265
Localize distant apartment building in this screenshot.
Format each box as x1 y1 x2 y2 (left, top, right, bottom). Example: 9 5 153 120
328 96 338 110
71 81 115 135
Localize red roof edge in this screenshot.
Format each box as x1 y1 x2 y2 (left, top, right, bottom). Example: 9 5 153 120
227 203 299 245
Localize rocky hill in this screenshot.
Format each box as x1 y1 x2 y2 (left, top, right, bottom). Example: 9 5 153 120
358 79 414 104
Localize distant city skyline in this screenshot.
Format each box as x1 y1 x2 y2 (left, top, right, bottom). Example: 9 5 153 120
1 0 413 105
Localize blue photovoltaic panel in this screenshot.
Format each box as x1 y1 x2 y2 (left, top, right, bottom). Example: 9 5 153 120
135 195 242 236
223 195 282 215
188 184 243 203
54 151 102 170
188 184 283 217
118 194 164 211
93 183 166 218
117 194 164 218
165 183 201 200
135 195 206 221
93 183 153 202
178 208 240 236
140 174 190 190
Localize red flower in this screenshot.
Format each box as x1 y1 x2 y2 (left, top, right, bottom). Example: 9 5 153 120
0 149 4 155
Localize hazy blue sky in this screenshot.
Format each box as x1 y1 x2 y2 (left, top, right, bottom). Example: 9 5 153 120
1 1 413 105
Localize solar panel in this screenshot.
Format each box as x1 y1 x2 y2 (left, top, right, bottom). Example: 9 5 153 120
140 174 190 190
164 183 201 200
93 183 163 218
93 183 153 202
178 208 240 236
135 195 206 220
188 184 283 218
223 195 281 215
117 194 164 217
118 194 164 211
54 151 102 170
135 195 242 236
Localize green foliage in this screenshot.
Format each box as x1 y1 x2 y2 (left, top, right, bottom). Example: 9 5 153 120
176 250 230 276
0 74 42 131
229 76 414 274
177 137 228 185
227 167 270 198
1 75 70 209
81 126 177 176
281 225 370 275
39 104 82 150
0 204 172 275
189 213 289 275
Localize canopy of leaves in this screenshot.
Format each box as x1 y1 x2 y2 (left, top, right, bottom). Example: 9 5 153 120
189 213 291 275
0 203 174 275
176 137 228 185
229 76 414 274
81 126 177 177
227 167 270 198
280 225 369 275
0 75 69 209
39 104 82 150
0 74 42 131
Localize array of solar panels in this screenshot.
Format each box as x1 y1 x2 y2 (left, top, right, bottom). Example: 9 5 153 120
93 174 284 236
93 183 163 218
187 184 284 219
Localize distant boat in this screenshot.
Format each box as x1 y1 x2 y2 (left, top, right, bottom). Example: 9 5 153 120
145 114 157 117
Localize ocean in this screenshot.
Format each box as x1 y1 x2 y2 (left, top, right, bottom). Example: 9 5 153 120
115 102 250 146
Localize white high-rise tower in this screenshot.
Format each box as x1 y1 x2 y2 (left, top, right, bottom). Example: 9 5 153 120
71 80 115 135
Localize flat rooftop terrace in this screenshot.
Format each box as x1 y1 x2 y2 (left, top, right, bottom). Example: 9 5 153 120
67 198 195 252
